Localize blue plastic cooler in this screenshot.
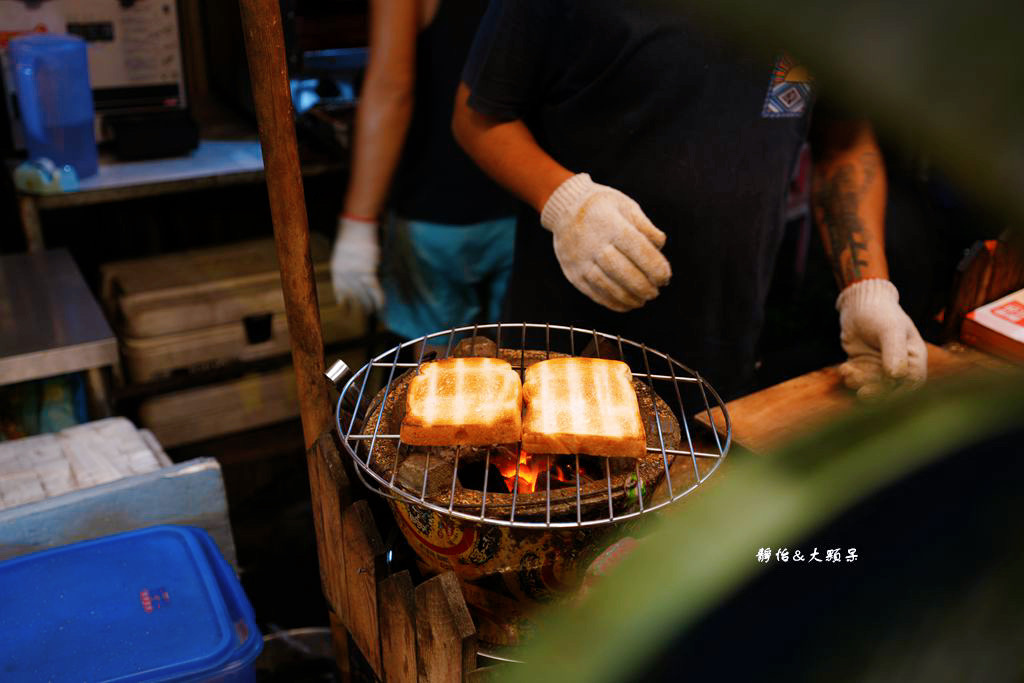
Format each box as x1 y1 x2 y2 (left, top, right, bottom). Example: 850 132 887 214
0 526 262 682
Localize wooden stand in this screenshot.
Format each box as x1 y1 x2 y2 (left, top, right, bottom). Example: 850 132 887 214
237 1 496 677
309 433 496 682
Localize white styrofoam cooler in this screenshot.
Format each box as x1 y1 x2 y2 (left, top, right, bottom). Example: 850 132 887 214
100 236 370 446
0 418 237 566
101 235 369 382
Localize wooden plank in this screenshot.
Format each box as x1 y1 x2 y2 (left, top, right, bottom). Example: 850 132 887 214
329 611 353 683
415 572 477 683
84 366 113 420
308 433 351 622
378 571 418 683
698 343 990 454
138 367 300 447
234 2 373 674
237 4 351 667
944 240 994 340
985 238 1024 307
457 581 528 648
17 195 43 252
943 238 1024 340
342 499 385 679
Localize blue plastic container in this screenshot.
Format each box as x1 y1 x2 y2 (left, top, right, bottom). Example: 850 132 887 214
8 33 99 178
0 526 262 682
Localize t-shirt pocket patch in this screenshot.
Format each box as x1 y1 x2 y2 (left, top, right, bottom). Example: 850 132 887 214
762 53 812 118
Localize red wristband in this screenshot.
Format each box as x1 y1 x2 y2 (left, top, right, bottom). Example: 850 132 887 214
342 212 377 223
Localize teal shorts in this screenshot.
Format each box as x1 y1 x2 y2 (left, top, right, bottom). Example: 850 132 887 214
381 215 516 340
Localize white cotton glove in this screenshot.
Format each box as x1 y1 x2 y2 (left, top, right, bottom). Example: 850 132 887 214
330 217 385 313
540 173 672 312
836 278 927 399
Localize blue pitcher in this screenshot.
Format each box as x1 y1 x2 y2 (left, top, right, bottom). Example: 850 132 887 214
9 33 99 179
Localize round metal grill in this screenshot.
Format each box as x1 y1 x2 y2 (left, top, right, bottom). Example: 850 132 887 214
332 323 731 529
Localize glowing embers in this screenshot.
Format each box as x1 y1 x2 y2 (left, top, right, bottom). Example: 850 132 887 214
479 449 607 495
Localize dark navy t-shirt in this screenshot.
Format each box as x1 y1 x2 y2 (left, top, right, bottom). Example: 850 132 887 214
389 0 516 224
463 0 813 398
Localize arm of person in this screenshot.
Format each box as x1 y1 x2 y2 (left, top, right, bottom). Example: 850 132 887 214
342 0 419 218
451 81 572 213
811 119 888 287
812 118 927 394
452 82 670 311
331 0 418 313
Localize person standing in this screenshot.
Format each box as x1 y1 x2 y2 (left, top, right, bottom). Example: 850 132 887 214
331 0 516 340
453 0 926 399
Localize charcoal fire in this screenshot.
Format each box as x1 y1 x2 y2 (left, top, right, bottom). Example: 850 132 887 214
494 450 540 493
338 329 730 647
490 450 619 494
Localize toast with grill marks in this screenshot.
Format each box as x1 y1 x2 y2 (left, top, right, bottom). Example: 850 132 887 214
522 357 646 457
401 357 522 446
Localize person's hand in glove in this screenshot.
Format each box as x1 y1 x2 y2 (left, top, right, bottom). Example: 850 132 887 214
540 173 672 312
331 216 385 314
836 278 927 399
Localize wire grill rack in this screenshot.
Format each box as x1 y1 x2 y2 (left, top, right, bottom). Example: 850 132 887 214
331 323 731 529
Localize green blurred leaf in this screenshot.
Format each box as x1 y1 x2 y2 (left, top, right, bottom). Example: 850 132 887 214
502 369 1024 683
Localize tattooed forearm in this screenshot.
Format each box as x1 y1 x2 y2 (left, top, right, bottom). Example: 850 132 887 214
815 165 869 283
813 152 880 285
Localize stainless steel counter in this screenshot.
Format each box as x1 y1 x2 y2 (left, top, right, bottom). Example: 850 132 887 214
0 249 117 387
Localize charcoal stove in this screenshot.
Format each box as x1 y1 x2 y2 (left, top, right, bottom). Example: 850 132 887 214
328 323 730 645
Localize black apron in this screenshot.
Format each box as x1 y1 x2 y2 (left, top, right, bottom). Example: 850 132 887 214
466 0 812 398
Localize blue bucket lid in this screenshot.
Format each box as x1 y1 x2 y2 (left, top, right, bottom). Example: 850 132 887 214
0 526 261 682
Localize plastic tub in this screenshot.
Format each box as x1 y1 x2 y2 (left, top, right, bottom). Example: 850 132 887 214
0 526 262 682
8 33 99 178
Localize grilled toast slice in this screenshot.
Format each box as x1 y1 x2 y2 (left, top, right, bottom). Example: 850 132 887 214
401 357 522 446
522 357 646 457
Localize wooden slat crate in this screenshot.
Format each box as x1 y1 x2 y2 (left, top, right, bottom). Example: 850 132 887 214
310 433 502 683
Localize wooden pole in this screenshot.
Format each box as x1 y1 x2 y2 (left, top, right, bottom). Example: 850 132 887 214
237 0 330 447
236 0 351 674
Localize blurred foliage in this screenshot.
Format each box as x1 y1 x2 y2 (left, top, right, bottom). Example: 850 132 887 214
504 369 1024 683
657 0 1024 228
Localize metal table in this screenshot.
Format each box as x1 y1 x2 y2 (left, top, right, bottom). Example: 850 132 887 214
0 249 118 416
9 140 343 252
